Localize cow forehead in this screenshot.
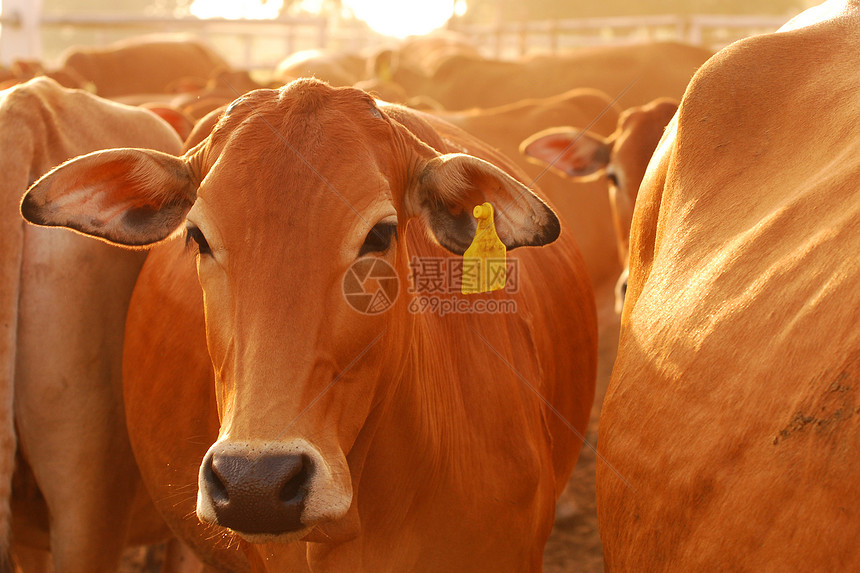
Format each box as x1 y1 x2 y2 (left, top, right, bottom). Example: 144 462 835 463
189 81 402 260
194 79 400 211
207 80 392 158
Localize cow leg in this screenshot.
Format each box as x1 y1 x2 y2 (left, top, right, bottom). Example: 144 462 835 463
14 229 146 571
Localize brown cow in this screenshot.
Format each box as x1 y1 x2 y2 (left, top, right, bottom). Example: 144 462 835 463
22 79 598 571
274 49 367 86
139 103 197 142
0 78 183 570
370 32 482 80
58 37 230 98
599 1 860 570
385 41 711 110
184 105 227 151
521 97 680 310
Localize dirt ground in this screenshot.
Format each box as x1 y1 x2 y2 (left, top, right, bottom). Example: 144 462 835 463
119 314 621 573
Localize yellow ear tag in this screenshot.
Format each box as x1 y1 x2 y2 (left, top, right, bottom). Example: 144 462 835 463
462 202 507 294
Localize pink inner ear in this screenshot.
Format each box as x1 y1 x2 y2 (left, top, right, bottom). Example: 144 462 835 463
560 145 594 172
22 147 195 247
529 135 579 168
526 133 574 159
525 129 610 179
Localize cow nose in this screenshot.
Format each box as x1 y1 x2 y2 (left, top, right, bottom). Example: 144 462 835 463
200 448 310 534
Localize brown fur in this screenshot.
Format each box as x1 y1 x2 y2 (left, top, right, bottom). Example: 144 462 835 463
23 79 598 571
3 77 182 570
599 2 860 569
520 97 680 312
385 41 712 111
433 88 624 321
59 37 229 98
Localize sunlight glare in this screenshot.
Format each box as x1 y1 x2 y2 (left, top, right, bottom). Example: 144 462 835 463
189 0 466 38
343 0 460 38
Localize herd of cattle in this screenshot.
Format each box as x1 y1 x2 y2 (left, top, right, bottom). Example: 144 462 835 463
1 0 857 570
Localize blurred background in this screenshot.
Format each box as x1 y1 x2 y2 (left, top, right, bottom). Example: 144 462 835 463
1 0 819 68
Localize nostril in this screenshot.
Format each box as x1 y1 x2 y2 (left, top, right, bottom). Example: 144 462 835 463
204 451 229 504
199 449 314 535
279 455 310 503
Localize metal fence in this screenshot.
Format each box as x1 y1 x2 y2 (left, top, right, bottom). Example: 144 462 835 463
450 14 792 59
0 11 793 69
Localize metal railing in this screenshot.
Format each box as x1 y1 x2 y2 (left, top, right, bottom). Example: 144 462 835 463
449 14 792 59
0 12 794 69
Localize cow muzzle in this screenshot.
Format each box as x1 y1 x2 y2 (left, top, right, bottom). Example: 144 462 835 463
196 439 352 542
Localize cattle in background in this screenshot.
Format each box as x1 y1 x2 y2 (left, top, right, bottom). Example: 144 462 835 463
370 32 482 80
383 41 711 110
432 88 623 321
521 97 679 311
22 79 598 571
183 105 227 151
274 49 368 87
139 102 197 142
168 69 271 120
58 37 230 98
0 77 183 571
598 0 860 569
0 60 89 91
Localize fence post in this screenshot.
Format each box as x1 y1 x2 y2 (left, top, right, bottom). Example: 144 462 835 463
518 20 527 57
686 15 703 47
0 0 43 65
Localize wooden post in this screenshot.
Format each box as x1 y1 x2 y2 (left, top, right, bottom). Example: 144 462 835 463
0 0 43 65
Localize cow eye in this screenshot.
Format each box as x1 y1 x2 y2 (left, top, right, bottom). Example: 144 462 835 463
185 223 212 256
359 221 397 257
606 171 620 188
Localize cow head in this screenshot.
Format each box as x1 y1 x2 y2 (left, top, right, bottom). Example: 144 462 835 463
521 98 678 262
520 97 678 312
20 79 559 543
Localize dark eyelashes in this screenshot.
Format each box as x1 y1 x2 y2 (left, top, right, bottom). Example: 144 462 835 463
185 223 211 256
359 221 397 257
184 221 395 258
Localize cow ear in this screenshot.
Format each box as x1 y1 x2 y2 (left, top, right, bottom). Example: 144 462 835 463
408 153 560 255
520 127 612 180
140 103 195 143
21 148 196 248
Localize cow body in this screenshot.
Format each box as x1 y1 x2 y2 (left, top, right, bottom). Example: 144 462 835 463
598 1 860 569
388 42 711 110
1 78 183 570
59 37 229 98
23 80 598 571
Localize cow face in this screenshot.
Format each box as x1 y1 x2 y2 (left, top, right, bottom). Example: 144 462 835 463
21 79 559 543
520 97 678 312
